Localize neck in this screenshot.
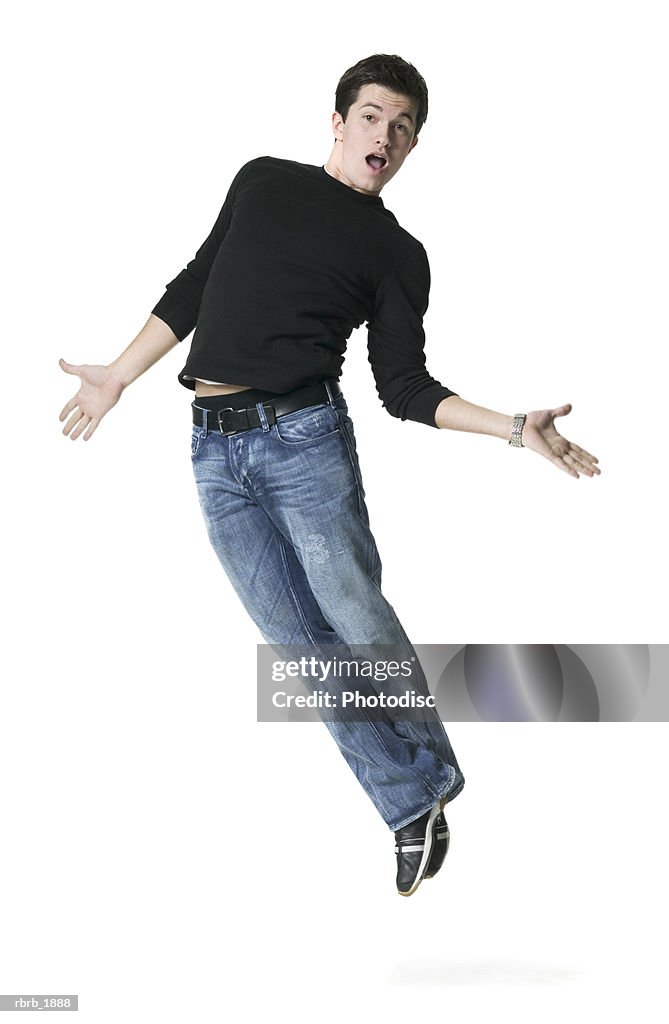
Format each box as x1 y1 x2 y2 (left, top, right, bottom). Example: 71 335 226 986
323 144 382 198
324 142 344 183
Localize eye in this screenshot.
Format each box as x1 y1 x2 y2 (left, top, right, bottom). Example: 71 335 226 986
396 123 408 133
363 114 375 122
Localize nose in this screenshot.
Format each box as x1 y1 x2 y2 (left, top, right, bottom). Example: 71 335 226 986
375 125 390 147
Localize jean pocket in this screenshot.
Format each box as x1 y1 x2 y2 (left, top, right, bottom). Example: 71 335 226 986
273 403 341 446
191 426 204 458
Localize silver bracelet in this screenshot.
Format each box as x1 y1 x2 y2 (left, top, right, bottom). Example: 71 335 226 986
509 413 526 447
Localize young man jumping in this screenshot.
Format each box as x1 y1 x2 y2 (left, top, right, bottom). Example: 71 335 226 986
59 54 600 897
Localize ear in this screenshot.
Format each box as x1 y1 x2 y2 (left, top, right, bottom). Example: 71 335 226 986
409 134 419 153
331 110 345 142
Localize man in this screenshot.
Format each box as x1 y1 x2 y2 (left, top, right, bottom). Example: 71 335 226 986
59 54 600 897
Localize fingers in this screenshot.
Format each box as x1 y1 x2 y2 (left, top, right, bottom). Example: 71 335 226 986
69 414 93 441
59 396 80 422
61 404 99 440
526 407 601 478
62 408 84 437
82 418 99 441
551 453 579 478
574 453 601 475
59 360 87 432
59 358 82 376
565 443 601 476
59 362 100 440
539 439 592 479
562 452 587 478
555 449 602 479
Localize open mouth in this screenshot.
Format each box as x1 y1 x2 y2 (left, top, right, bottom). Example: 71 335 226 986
365 153 388 172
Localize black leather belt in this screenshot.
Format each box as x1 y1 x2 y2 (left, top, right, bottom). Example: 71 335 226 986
192 380 342 436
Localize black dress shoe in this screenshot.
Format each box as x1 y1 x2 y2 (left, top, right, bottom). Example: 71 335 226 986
424 811 450 879
394 803 441 897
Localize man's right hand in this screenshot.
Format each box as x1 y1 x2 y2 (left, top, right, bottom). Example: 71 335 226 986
58 359 125 441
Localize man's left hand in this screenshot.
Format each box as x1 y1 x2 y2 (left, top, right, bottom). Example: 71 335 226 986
522 404 601 478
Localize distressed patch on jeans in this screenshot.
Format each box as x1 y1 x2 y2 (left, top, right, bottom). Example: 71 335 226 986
305 533 330 564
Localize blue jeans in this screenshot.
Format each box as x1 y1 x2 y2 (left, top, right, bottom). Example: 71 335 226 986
190 388 465 830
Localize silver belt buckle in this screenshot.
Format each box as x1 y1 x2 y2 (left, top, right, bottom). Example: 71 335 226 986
216 407 239 435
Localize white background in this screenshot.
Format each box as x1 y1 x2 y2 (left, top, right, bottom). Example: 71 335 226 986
1 1 667 1020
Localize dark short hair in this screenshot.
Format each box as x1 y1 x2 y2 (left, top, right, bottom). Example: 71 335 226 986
335 54 428 137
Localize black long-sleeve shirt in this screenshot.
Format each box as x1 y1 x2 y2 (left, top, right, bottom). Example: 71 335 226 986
151 155 457 427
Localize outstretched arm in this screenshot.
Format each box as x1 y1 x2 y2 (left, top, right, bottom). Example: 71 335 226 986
434 396 600 479
59 313 179 441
